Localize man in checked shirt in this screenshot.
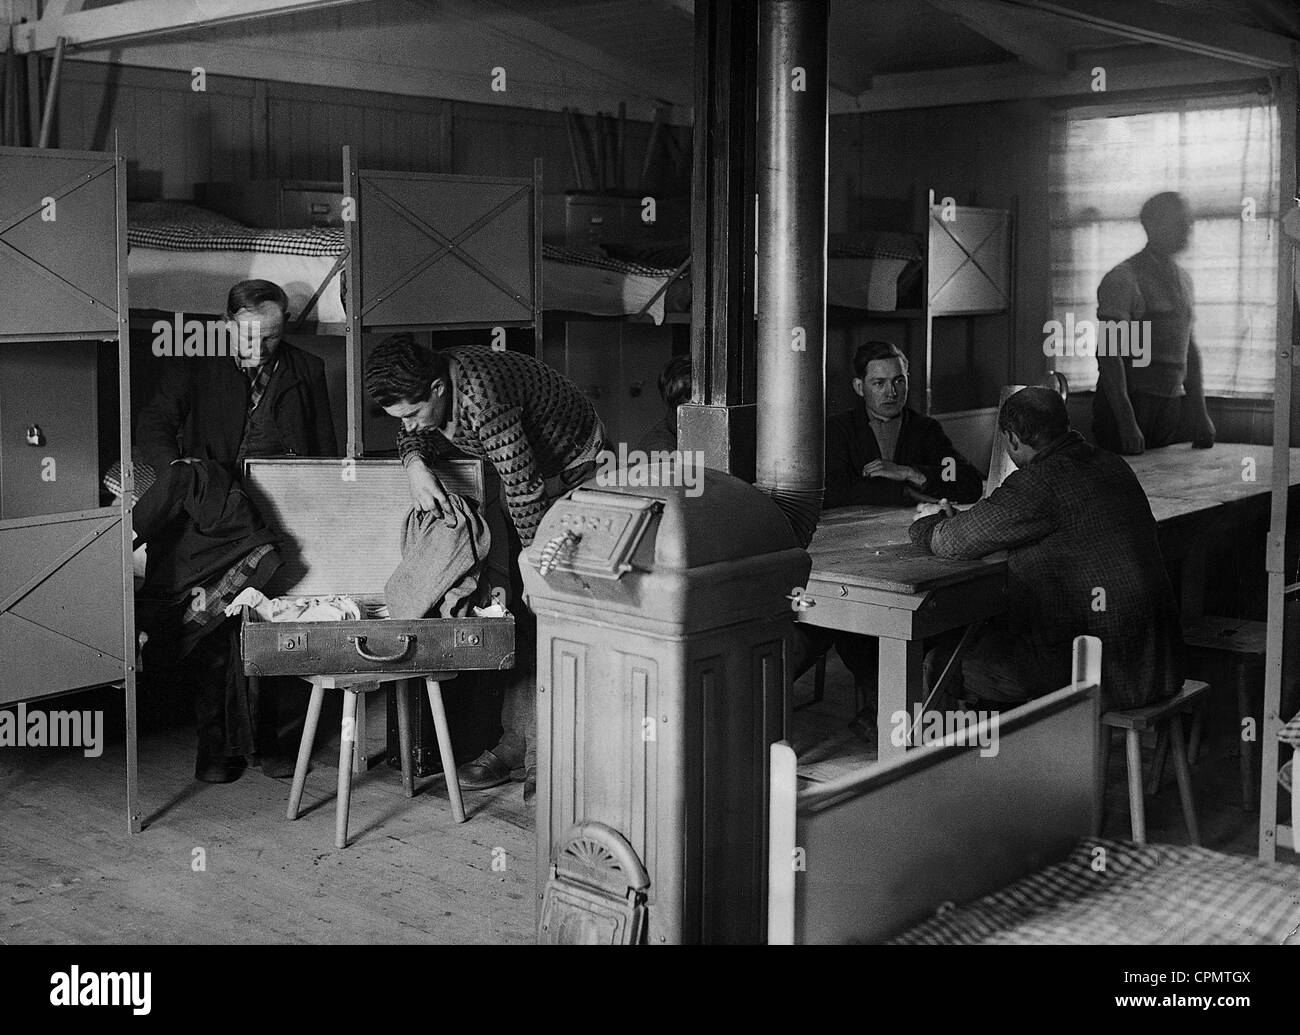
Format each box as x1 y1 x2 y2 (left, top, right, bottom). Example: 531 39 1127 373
365 334 609 801
909 386 1184 712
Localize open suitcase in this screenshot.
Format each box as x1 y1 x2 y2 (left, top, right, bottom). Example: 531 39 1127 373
239 457 516 679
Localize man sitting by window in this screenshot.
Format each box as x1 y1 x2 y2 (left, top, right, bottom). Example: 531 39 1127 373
909 386 1183 710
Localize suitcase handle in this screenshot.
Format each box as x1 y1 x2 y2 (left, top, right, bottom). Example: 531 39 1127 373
348 634 413 663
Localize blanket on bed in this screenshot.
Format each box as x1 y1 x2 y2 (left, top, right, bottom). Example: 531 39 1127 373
128 201 346 257
889 837 1300 945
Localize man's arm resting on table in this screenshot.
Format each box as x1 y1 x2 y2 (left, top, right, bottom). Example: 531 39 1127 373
908 423 984 504
910 473 1055 559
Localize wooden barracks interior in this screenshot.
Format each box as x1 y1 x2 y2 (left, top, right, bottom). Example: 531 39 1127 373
2 0 1300 947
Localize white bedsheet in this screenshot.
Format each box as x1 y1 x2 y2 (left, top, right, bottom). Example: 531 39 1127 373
128 246 346 324
542 258 672 325
826 255 910 311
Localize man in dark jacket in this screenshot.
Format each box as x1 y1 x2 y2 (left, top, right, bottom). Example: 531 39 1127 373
797 341 984 738
825 340 983 509
136 279 338 782
909 386 1183 710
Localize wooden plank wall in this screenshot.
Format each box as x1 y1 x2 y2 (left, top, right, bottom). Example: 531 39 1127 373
50 59 661 198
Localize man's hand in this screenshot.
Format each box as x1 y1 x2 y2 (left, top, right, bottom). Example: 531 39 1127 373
1192 412 1216 450
912 498 955 522
406 461 457 527
863 459 924 486
1117 423 1146 456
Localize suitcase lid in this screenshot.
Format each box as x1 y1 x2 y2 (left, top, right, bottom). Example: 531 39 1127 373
242 457 497 598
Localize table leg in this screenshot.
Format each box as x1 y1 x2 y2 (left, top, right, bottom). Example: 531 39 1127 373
395 679 415 798
288 680 325 821
426 677 466 823
877 638 923 763
352 689 368 775
337 689 358 848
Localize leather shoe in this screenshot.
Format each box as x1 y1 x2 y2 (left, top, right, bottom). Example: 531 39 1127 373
195 749 245 784
522 765 537 804
456 749 513 791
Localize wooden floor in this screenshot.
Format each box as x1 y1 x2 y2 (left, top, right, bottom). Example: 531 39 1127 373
0 684 535 945
3 651 1292 944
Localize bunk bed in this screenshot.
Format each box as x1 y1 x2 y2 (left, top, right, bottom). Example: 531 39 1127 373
0 144 139 832
769 637 1300 945
121 146 539 780
827 199 1015 448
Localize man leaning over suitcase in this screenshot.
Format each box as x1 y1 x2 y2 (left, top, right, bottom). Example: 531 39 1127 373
364 335 609 802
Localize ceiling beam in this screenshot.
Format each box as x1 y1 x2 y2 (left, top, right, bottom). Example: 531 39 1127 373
926 0 1069 75
38 1 87 19
418 0 690 106
838 50 1265 114
999 0 1299 70
11 0 370 53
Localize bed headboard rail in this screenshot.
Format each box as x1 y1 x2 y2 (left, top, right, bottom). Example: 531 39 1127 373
771 637 1101 944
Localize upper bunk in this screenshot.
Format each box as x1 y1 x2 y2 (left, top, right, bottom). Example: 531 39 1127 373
123 175 1013 331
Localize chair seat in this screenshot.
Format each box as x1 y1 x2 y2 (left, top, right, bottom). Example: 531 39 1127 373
1182 616 1268 657
1101 679 1211 731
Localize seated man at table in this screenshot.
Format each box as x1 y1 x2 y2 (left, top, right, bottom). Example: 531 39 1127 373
825 340 983 509
909 386 1184 710
798 340 983 734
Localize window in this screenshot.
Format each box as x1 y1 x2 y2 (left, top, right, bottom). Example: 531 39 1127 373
1048 94 1279 398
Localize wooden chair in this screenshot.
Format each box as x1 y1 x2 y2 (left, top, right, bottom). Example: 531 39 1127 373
1100 679 1211 845
287 673 464 849
1182 615 1266 811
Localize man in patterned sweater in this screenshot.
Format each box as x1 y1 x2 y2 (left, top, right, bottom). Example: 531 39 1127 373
365 335 608 798
909 386 1183 710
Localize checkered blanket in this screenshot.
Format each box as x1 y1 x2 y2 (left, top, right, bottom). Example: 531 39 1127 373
130 221 346 257
889 838 1300 945
179 542 280 641
103 449 157 508
543 243 678 277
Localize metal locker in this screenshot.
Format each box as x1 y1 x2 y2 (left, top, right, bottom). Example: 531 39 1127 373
0 341 99 519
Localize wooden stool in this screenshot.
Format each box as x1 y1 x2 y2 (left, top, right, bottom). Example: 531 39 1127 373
1182 615 1266 811
287 672 464 848
1100 679 1211 845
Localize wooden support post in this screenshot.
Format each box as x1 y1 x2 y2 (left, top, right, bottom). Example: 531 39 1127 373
680 0 759 480
114 143 141 833
342 144 363 458
36 36 66 149
24 50 41 145
1260 71 1296 863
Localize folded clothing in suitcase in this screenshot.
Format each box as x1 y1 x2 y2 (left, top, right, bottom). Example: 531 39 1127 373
239 457 515 678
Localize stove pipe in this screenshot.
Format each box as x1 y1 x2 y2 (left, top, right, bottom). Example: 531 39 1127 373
755 0 827 549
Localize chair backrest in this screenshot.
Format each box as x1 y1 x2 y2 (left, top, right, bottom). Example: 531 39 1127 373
984 373 1069 498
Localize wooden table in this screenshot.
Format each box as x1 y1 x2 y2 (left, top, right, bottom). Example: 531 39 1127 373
800 443 1300 763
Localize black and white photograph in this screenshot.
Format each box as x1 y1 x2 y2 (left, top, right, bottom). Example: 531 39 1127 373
0 0 1297 996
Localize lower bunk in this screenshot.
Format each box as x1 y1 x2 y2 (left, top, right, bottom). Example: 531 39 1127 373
769 636 1300 945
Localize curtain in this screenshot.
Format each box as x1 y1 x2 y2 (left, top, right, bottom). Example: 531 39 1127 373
1048 92 1279 398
